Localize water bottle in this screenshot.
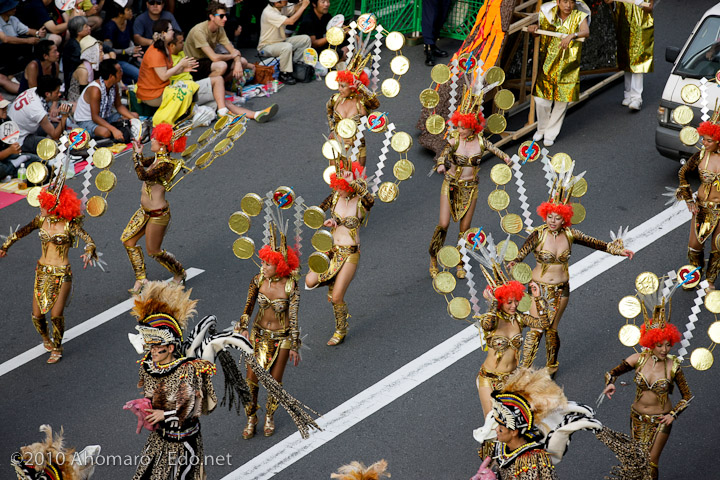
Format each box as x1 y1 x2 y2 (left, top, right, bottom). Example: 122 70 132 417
17 163 27 182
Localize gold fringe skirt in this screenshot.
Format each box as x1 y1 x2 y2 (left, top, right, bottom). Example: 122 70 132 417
318 245 360 284
34 263 72 314
694 201 720 245
251 325 292 371
121 205 171 242
536 280 569 321
442 177 478 223
630 406 671 445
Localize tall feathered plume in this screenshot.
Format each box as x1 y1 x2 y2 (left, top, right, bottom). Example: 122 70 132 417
501 368 567 424
130 281 198 330
330 459 391 480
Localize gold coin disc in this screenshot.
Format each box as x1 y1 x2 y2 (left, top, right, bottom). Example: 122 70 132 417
26 162 48 184
322 139 343 160
570 202 586 224
690 347 713 371
551 153 573 173
390 55 410 76
704 290 720 313
511 262 532 284
36 138 57 161
197 128 213 144
195 151 214 170
635 272 660 295
213 138 233 156
708 320 720 343
303 206 325 229
367 111 389 133
391 131 412 153
419 88 440 108
393 159 414 181
381 78 401 98
437 245 461 268
672 105 694 125
308 251 330 273
518 141 541 162
385 31 405 51
680 84 701 104
447 297 472 319
618 295 642 319
325 70 339 90
95 169 116 192
426 114 446 135
326 26 344 46
501 213 523 234
517 293 532 313
241 192 264 216
619 324 641 347
272 186 295 209
311 229 334 252
86 195 107 217
486 113 507 134
490 163 512 185
457 53 477 73
228 211 251 235
336 118 357 139
494 89 515 111
497 240 518 262
679 126 700 146
571 177 588 197
92 148 113 169
488 189 510 211
213 115 229 131
484 66 506 86
377 181 399 203
26 186 42 207
232 236 255 259
227 122 247 141
68 128 89 149
319 48 339 68
323 165 336 185
430 64 451 84
678 264 701 289
433 271 457 294
182 143 198 158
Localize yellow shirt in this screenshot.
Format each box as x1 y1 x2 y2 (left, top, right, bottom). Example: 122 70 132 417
614 3 654 73
170 52 193 83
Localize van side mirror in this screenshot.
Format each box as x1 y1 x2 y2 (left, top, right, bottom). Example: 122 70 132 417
666 46 680 63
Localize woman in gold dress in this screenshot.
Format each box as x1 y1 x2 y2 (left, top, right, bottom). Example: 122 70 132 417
305 162 374 346
235 229 301 439
123 123 186 295
0 186 96 363
676 121 720 291
602 318 692 479
429 110 510 279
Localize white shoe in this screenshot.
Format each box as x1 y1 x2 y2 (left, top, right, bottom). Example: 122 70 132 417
622 98 631 106
544 139 554 147
628 100 642 111
533 132 543 142
217 107 229 117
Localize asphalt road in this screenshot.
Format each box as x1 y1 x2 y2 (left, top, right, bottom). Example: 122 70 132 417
1 1 719 479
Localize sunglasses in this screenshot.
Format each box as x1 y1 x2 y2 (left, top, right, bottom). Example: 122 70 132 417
213 13 227 18
147 0 163 5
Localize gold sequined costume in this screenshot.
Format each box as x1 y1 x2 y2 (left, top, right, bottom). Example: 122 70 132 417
513 224 625 369
614 2 654 74
326 89 380 163
492 442 557 480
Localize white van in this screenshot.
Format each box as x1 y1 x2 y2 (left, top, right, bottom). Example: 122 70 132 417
657 3 720 160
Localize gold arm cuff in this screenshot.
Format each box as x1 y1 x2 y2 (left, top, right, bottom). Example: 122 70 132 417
606 238 625 256
238 314 250 331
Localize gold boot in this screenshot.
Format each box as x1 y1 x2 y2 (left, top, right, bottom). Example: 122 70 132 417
456 231 467 279
649 462 658 480
706 250 720 290
149 249 186 284
520 329 543 368
328 302 349 346
428 225 447 278
125 245 147 295
686 247 704 290
48 316 64 364
242 381 259 439
32 314 52 351
264 388 280 437
545 328 560 376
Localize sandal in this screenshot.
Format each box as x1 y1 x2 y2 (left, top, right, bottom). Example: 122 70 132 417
327 331 346 346
41 336 53 352
128 279 148 296
263 414 275 437
47 349 62 364
170 272 187 287
242 415 258 440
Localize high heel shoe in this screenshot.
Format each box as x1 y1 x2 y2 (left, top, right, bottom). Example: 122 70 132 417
47 349 63 364
263 414 275 437
128 279 148 296
242 415 258 439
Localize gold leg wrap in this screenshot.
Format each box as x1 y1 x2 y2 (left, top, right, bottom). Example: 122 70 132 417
456 231 467 279
520 330 543 368
687 247 704 289
264 383 280 437
124 245 147 281
428 225 448 257
545 327 560 371
649 462 658 480
149 249 186 278
32 314 52 351
706 250 720 284
50 316 64 352
242 381 259 440
327 282 334 303
328 302 349 346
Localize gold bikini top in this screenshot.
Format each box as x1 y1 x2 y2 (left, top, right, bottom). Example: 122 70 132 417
38 217 73 259
699 152 720 195
257 292 289 314
330 193 366 243
633 353 678 407
533 226 572 274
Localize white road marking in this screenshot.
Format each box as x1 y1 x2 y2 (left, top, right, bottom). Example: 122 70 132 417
220 202 691 480
0 268 204 377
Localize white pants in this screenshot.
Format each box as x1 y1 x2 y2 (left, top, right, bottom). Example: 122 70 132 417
624 72 644 103
534 96 569 142
259 35 311 73
196 78 216 109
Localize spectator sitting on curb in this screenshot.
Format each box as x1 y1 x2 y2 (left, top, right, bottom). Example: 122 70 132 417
63 16 92 93
16 40 59 95
0 0 47 75
0 93 20 179
9 76 70 154
133 0 180 49
258 0 312 86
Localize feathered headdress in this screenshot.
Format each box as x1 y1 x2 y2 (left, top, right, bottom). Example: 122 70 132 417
330 459 391 480
635 274 682 348
12 425 78 480
259 222 300 278
467 233 526 304
547 160 585 207
130 282 198 346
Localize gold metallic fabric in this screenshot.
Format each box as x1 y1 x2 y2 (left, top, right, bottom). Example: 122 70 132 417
332 301 349 335
124 245 147 281
442 177 478 223
476 366 510 391
428 225 448 257
614 3 654 73
536 280 570 321
535 7 588 102
266 385 280 416
244 380 259 417
630 407 668 445
251 325 291 371
31 314 48 337
149 249 184 277
545 327 560 369
120 206 171 242
34 263 72 315
693 201 720 244
50 315 64 350
707 250 720 283
520 329 543 368
318 245 360 284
